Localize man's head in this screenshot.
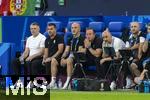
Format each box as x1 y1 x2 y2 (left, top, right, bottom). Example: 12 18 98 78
47 23 57 37
102 29 112 43
85 27 95 41
30 22 40 37
71 22 80 36
130 22 140 35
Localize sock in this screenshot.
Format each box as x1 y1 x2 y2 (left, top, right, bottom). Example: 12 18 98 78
51 77 56 83
65 77 71 84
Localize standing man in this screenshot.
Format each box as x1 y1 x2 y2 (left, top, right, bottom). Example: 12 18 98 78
42 23 64 88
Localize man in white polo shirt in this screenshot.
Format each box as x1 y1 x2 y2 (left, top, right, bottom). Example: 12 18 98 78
24 22 46 75
12 22 46 88
100 29 125 90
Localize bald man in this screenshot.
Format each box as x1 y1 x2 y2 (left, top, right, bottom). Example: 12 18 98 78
126 22 146 88
128 22 149 85
60 22 85 89
101 29 125 90
128 22 145 60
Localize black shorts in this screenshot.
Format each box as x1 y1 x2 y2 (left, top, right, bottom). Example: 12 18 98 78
134 59 145 71
44 56 61 75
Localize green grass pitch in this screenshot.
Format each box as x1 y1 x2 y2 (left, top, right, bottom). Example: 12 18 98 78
50 90 150 100
1 89 150 100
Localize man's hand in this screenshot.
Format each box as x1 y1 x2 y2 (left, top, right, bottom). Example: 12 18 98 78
100 58 106 65
19 56 24 62
60 58 66 67
84 39 91 48
25 56 34 61
42 59 46 65
45 57 52 63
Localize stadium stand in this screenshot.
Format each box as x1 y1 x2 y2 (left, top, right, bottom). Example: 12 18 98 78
108 22 124 38
89 22 105 37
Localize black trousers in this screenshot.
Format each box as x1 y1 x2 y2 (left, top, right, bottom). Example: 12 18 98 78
100 60 121 81
82 55 104 79
12 57 43 76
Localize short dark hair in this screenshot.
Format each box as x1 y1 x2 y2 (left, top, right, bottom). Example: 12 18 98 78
86 27 95 33
31 22 40 27
47 23 56 28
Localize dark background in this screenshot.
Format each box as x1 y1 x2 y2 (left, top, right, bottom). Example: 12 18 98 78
47 0 150 16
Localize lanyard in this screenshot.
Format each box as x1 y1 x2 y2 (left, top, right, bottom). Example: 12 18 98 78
71 37 79 52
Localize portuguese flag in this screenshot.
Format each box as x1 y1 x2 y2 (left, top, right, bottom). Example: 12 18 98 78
9 0 36 16
0 0 36 16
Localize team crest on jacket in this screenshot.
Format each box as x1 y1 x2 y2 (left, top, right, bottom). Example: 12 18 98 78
10 0 27 15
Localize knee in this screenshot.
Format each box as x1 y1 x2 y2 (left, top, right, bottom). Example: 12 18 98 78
130 63 138 70
67 58 73 65
51 58 58 65
60 59 66 67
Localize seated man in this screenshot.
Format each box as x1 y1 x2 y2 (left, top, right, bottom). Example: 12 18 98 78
128 22 146 88
100 29 125 90
134 32 150 84
60 22 84 89
12 22 46 87
80 27 103 79
42 23 64 89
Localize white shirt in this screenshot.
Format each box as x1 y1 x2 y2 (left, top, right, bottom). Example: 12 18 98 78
26 33 46 56
103 36 125 52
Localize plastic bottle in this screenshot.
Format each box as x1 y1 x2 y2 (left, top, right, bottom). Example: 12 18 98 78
58 79 62 89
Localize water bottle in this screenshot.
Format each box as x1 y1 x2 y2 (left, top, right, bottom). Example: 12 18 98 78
125 41 130 48
58 79 62 89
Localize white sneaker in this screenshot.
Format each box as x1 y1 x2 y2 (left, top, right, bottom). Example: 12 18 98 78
53 83 58 89
125 77 132 89
62 82 69 90
46 82 57 89
110 81 116 90
47 82 57 89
